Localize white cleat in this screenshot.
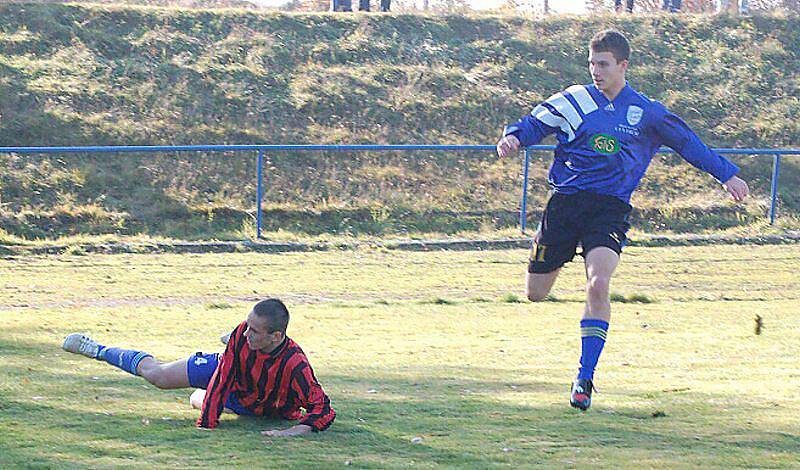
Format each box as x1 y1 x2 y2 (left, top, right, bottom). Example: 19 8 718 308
220 332 231 345
62 333 100 359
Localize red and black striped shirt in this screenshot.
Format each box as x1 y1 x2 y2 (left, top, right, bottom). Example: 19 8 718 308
197 321 335 431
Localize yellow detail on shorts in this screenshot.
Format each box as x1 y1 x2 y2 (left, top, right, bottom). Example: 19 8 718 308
530 243 548 263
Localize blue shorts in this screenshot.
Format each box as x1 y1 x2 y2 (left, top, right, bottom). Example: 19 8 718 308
186 352 254 416
529 191 632 274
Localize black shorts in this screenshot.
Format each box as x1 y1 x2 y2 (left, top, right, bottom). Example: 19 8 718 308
528 191 632 274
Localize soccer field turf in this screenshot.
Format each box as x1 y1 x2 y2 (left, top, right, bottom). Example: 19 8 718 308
1 245 798 468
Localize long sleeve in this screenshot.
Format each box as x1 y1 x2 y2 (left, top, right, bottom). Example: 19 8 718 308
654 109 739 184
292 362 336 432
504 87 596 147
196 322 246 429
503 106 560 147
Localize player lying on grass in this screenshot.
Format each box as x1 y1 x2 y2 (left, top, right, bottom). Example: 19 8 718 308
496 29 749 411
62 298 335 435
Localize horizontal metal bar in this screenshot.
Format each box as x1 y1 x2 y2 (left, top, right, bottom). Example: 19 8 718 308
0 144 501 153
0 144 797 156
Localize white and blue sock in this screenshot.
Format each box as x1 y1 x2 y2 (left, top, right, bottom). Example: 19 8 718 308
578 319 609 380
96 344 152 376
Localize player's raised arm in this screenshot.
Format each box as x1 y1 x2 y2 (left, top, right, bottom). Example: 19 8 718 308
654 108 749 202
499 93 571 159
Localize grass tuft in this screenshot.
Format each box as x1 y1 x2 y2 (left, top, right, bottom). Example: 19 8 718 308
611 293 656 304
207 302 234 309
422 297 457 305
500 293 523 303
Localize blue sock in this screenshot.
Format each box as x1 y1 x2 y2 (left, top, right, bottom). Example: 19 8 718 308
578 319 609 380
97 345 152 376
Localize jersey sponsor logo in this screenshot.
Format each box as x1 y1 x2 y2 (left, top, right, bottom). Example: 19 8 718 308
590 133 620 155
626 105 643 125
604 103 615 112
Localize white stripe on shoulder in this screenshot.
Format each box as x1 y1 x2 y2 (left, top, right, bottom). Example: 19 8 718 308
565 85 599 115
531 104 575 141
545 92 582 131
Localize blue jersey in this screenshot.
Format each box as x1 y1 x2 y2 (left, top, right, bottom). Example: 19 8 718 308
504 83 739 203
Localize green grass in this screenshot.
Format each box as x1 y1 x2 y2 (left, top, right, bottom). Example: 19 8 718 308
1 244 799 467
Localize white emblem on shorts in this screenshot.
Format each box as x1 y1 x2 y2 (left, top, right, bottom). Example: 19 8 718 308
194 357 208 366
626 105 643 126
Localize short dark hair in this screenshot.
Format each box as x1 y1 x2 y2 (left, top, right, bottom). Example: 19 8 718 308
590 29 630 63
252 298 290 334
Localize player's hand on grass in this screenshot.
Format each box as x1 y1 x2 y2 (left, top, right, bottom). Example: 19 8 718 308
496 134 520 158
261 424 313 437
722 175 749 202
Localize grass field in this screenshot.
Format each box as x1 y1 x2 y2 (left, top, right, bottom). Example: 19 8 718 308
1 244 799 468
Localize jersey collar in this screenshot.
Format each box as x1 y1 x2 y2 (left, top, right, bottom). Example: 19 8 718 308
590 81 632 107
260 336 289 357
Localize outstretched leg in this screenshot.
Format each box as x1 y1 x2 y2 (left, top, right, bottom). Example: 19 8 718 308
137 357 191 389
62 334 189 389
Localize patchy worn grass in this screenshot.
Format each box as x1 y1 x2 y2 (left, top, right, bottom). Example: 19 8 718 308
1 244 798 467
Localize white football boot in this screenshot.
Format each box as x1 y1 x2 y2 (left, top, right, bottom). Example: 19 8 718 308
62 333 101 359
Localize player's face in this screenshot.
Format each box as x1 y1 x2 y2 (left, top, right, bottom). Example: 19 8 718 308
244 310 283 352
588 50 627 94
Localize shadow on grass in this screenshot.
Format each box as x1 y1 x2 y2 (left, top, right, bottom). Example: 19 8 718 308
1 334 799 467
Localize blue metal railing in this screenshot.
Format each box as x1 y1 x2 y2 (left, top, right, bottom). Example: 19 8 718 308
516 147 800 233
0 145 797 238
256 149 265 238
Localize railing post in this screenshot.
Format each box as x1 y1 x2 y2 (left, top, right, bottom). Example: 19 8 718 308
769 154 781 225
256 149 264 239
520 147 530 235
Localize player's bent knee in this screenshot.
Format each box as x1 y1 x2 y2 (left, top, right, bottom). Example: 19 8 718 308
189 389 205 409
527 272 558 302
587 275 611 297
527 291 548 302
527 286 552 302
